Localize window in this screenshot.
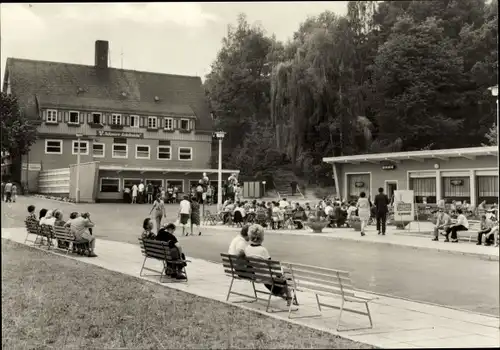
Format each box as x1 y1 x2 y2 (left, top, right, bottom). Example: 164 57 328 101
46 109 58 123
92 143 105 158
69 111 80 124
130 115 139 128
148 116 158 129
92 112 102 124
45 140 63 155
157 146 172 160
178 147 192 161
100 178 120 193
166 180 184 192
135 145 150 159
180 119 189 131
112 144 128 158
72 140 89 155
164 118 173 130
111 114 122 125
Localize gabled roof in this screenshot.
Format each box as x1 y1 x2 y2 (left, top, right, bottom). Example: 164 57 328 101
323 146 498 164
4 58 213 131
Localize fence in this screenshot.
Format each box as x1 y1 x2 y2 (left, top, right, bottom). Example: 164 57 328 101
38 168 70 194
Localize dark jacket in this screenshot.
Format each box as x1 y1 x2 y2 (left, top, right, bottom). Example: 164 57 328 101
374 193 390 214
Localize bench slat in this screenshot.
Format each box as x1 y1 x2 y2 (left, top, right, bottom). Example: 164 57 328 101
292 274 354 292
223 269 286 286
299 282 355 298
289 266 352 285
284 262 350 278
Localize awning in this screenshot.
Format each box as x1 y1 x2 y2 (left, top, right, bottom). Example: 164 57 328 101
323 146 498 164
98 164 239 175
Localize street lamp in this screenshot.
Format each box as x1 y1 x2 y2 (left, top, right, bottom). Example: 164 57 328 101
214 131 226 211
75 133 83 203
488 85 498 146
262 180 266 198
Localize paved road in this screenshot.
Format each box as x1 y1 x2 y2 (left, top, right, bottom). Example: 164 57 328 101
3 196 499 316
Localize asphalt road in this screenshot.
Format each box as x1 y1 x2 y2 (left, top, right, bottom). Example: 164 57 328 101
3 196 499 316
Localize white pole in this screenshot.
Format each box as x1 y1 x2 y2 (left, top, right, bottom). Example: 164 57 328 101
76 137 81 203
217 137 223 212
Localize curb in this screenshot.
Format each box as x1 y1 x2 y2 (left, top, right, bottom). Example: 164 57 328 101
200 225 499 261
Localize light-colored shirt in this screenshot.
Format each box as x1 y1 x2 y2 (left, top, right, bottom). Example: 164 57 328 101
70 216 94 239
455 214 469 229
40 217 56 227
324 205 334 216
132 185 138 196
357 198 371 210
244 245 271 260
4 183 12 192
347 205 357 217
279 200 288 209
138 183 145 192
179 200 191 214
228 235 248 256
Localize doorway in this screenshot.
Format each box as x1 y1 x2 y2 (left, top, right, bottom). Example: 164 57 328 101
385 181 398 201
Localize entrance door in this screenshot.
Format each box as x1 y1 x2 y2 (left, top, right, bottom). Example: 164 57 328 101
386 181 398 201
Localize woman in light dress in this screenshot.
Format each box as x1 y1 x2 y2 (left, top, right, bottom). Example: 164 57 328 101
356 192 371 236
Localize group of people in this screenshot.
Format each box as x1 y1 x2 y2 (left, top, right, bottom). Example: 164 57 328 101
433 207 499 246
26 204 97 257
124 182 182 205
1 180 18 202
148 194 202 236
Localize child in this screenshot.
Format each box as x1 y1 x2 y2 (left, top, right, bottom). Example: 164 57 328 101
11 183 17 202
26 205 37 221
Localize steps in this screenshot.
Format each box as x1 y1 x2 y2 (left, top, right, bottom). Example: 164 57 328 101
272 169 305 199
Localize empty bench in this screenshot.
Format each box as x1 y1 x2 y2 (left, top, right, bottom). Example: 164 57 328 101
220 253 297 313
282 262 376 331
139 238 190 283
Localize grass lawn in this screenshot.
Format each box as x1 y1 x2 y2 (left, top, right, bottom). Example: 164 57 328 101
1 239 375 349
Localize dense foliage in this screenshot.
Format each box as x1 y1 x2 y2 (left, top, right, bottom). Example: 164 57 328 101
0 92 37 158
205 1 498 184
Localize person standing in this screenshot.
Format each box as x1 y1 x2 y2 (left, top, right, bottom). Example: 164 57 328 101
124 186 131 203
150 195 166 233
138 181 145 204
178 195 191 236
131 184 138 204
190 197 202 236
356 192 371 237
374 187 390 235
196 183 204 204
11 183 17 202
4 180 13 203
291 181 297 196
146 182 154 204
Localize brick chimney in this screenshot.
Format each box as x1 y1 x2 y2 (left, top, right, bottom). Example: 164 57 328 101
95 40 109 69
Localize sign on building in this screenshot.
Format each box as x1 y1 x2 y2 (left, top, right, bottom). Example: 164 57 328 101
393 190 415 222
96 130 144 138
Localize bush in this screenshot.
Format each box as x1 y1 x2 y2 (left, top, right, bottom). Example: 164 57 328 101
312 187 336 199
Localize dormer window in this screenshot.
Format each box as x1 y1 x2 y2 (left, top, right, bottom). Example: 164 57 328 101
164 117 173 130
92 112 102 124
69 111 80 124
148 116 158 129
180 118 189 131
46 109 58 124
111 114 122 125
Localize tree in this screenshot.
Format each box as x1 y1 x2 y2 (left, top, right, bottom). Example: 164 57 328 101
484 123 497 146
369 16 466 150
0 92 37 159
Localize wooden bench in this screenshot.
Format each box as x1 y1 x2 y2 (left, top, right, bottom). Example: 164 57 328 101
53 226 89 255
139 238 190 283
24 218 40 245
220 253 297 313
282 262 375 331
38 224 55 249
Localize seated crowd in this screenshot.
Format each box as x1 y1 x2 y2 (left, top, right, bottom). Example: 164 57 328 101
25 204 98 257
219 197 360 230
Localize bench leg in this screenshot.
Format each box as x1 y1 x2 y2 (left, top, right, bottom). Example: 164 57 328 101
315 294 322 312
252 282 258 301
336 299 345 331
265 291 273 313
226 277 235 301
139 256 148 277
365 302 373 328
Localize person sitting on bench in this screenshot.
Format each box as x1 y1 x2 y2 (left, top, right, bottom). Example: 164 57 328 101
444 209 468 243
484 217 498 247
156 223 186 280
476 215 493 245
67 212 97 257
432 208 452 241
228 225 249 257
244 224 297 306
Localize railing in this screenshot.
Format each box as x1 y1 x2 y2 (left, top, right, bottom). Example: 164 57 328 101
296 185 306 200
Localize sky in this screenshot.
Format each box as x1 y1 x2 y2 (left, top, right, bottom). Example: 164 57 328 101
0 2 348 82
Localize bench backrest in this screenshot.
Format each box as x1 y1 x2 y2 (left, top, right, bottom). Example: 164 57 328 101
53 225 73 240
221 253 285 286
139 238 168 260
40 224 54 238
282 262 355 298
25 218 40 234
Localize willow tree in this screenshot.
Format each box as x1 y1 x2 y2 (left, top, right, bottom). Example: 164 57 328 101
271 13 375 181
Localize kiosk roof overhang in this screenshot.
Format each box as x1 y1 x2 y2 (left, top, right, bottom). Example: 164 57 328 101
99 165 240 175
322 146 498 164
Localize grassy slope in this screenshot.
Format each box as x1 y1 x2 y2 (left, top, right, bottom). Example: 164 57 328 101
1 239 374 349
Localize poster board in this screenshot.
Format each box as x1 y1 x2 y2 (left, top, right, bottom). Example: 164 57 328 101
393 190 415 222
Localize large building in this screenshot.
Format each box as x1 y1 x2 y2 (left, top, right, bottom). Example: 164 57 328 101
323 146 499 206
3 40 237 202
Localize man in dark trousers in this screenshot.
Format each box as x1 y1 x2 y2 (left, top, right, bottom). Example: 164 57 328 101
291 181 297 196
374 187 390 235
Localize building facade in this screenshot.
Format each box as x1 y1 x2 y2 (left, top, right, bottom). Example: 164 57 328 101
323 146 499 206
3 40 238 201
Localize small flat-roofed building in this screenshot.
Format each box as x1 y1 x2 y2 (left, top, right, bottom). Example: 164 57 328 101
323 146 499 206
